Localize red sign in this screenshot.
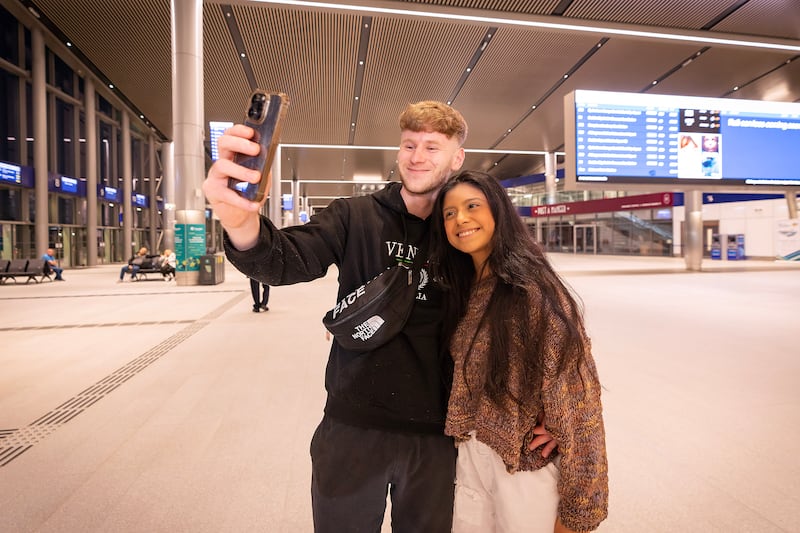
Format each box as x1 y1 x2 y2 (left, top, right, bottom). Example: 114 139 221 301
523 192 673 218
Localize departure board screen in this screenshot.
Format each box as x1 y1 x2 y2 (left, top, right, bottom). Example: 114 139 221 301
564 90 800 190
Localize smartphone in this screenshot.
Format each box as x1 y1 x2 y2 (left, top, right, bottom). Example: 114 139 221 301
227 90 290 202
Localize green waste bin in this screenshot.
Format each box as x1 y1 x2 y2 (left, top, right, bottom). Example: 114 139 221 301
199 254 225 285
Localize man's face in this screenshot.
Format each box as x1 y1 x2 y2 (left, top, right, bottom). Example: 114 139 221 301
397 129 465 196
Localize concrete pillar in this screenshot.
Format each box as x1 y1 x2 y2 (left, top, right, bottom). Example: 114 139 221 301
162 142 176 253
787 190 798 220
32 28 48 256
85 79 98 266
171 0 205 284
684 190 703 271
269 145 282 227
292 175 300 226
544 151 557 205
149 136 158 250
122 111 133 256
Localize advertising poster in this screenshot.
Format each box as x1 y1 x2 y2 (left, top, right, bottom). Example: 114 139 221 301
175 223 205 272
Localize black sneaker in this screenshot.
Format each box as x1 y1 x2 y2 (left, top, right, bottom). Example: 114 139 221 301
252 305 261 313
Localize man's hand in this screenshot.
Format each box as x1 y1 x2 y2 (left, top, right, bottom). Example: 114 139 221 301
528 414 558 458
202 124 269 251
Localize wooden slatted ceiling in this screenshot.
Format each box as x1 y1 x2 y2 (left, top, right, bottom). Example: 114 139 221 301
355 17 488 146
233 5 361 144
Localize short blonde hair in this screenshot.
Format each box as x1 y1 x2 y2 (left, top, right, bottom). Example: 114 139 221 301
399 101 468 146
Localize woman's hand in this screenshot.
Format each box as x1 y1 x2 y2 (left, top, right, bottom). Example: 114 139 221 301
528 414 558 457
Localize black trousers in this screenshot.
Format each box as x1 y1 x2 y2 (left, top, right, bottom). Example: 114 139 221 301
249 278 270 307
310 415 456 533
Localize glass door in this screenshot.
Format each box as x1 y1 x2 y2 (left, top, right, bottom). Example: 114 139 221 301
573 224 597 254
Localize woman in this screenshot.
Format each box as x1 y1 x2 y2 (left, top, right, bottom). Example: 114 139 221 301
430 170 608 533
160 249 177 280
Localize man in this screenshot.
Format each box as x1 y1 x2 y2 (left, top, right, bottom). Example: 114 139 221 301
118 247 148 282
42 248 64 281
203 101 553 531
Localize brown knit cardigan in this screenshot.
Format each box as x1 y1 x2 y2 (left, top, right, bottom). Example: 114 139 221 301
446 276 609 532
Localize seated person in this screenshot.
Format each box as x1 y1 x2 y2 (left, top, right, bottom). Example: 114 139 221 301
118 247 148 282
42 248 64 281
160 249 177 280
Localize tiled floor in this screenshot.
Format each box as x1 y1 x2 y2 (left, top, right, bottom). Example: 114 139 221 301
1 254 798 532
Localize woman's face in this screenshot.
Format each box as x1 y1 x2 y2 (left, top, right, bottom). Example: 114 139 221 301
441 183 495 269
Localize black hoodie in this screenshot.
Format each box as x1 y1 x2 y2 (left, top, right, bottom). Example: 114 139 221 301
224 182 450 434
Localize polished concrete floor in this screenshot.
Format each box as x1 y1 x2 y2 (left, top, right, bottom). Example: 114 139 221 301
1 254 799 532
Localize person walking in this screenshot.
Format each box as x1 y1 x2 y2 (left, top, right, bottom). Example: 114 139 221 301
429 170 609 533
249 278 269 312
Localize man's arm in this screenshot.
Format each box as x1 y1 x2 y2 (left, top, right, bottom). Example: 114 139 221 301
202 124 269 251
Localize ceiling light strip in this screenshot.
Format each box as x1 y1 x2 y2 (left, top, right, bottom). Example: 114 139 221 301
348 16 372 144
282 143 560 155
489 38 608 150
446 27 497 105
250 0 800 52
640 48 710 93
221 5 258 90
720 55 799 97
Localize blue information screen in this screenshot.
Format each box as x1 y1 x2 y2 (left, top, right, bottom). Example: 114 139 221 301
0 162 22 184
570 90 800 187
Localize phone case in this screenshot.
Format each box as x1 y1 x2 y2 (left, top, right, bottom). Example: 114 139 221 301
228 90 290 202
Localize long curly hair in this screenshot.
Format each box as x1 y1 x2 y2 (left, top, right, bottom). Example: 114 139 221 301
429 170 589 407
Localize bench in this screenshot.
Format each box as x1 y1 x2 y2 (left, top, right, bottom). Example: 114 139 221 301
0 258 52 284
132 255 172 281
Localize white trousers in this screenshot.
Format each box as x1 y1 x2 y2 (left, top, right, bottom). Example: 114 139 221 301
452 434 560 533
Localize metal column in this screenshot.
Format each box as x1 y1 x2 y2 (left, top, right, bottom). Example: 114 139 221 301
544 151 557 205
171 0 206 285
32 28 48 257
85 79 99 265
122 111 133 257
684 190 703 271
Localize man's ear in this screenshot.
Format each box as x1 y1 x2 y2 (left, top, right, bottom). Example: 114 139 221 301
451 147 466 171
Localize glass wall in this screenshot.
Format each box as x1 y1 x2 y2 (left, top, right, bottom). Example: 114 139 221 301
0 4 162 265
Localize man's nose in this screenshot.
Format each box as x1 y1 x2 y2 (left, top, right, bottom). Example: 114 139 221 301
410 146 426 162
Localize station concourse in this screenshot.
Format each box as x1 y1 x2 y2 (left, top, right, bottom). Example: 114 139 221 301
1 255 799 532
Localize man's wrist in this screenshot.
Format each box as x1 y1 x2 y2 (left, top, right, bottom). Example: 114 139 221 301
225 214 261 251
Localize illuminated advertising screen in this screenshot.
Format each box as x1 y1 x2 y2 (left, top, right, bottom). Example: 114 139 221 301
564 90 800 190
